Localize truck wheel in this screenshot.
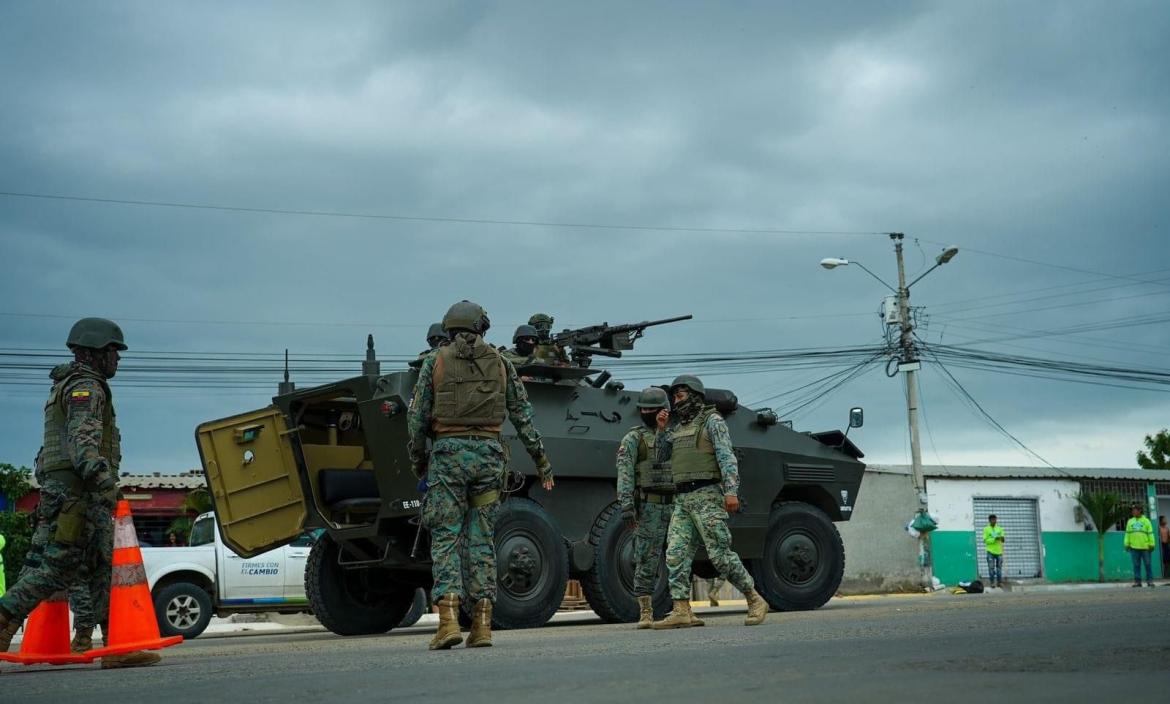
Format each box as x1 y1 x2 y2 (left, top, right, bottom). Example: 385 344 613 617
491 498 568 630
581 502 671 622
154 582 213 639
751 502 845 611
396 588 428 628
306 533 414 636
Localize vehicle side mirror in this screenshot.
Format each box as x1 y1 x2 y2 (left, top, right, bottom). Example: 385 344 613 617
849 407 864 429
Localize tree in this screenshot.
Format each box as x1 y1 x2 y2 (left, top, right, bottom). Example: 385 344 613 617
0 464 34 587
167 487 214 544
0 463 32 507
1076 490 1130 582
1137 429 1170 469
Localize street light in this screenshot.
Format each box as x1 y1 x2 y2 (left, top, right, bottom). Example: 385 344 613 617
820 233 959 590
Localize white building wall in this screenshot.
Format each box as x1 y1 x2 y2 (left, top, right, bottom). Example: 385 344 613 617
926 478 1083 532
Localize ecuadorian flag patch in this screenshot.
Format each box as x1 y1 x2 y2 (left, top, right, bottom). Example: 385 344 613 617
68 390 92 404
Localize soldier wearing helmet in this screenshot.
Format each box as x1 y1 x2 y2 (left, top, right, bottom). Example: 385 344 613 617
0 318 159 668
500 324 539 366
413 323 449 367
526 313 570 366
615 386 675 628
651 374 768 630
407 300 553 651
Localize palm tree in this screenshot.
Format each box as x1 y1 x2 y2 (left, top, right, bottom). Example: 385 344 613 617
1076 491 1129 582
182 488 213 515
167 488 214 544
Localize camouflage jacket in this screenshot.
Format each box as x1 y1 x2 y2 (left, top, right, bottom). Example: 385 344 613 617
655 413 740 496
407 337 550 481
613 425 650 512
39 362 120 481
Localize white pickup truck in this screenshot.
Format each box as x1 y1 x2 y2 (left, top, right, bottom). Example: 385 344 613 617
142 512 425 638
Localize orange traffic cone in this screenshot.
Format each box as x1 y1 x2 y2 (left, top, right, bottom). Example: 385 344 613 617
88 500 183 658
0 591 96 665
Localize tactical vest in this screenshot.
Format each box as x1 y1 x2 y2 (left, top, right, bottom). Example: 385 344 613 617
431 335 507 436
40 365 120 474
532 342 565 364
669 406 720 484
631 426 674 493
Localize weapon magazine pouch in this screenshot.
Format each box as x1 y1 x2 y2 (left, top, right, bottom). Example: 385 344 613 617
54 497 88 545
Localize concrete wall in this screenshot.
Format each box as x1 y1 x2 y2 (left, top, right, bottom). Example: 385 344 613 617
838 467 921 594
927 478 1083 532
926 477 1154 584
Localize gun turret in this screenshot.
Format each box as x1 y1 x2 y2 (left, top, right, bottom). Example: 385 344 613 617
551 314 692 367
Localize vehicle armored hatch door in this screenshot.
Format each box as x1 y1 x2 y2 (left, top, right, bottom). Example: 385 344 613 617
196 406 307 558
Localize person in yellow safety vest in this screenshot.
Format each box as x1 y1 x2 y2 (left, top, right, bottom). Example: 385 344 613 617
982 515 1006 588
1124 503 1156 588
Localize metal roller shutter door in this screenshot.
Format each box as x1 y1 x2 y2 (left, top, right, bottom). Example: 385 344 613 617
973 497 1042 579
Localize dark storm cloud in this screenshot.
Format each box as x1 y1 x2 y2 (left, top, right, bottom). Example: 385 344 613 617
1 0 1167 471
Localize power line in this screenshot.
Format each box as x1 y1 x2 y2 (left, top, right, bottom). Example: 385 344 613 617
918 237 1170 290
0 190 887 237
922 348 1060 470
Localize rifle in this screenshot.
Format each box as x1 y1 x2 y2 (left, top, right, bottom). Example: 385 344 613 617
550 314 693 367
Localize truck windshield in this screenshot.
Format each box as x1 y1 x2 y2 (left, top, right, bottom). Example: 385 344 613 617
189 518 214 547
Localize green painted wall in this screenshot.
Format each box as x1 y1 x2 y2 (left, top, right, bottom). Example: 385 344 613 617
932 530 1149 584
933 531 977 584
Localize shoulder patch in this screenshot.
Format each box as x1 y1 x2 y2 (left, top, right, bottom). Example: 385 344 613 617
68 389 92 405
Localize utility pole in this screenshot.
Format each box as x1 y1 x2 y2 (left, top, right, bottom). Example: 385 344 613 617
821 234 958 592
891 232 931 589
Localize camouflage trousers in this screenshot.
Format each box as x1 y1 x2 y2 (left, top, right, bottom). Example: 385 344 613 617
631 500 671 596
0 479 111 625
665 485 754 600
422 437 504 604
68 499 114 632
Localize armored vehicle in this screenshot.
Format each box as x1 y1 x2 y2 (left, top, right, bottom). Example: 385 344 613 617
195 317 866 635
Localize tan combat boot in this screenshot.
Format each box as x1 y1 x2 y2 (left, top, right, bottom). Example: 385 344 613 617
744 589 768 626
101 651 162 669
466 598 493 648
709 593 720 608
636 596 653 629
0 609 21 652
652 599 704 630
428 594 464 650
71 626 94 654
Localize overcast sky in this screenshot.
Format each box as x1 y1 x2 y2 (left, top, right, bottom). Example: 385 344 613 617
1 1 1167 474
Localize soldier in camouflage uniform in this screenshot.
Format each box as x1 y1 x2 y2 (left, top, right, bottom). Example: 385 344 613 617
0 318 159 668
412 323 448 367
407 301 553 651
499 324 539 366
705 576 726 607
652 374 768 629
527 313 570 366
615 387 674 629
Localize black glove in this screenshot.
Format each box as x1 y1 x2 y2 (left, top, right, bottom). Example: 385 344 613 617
621 506 636 526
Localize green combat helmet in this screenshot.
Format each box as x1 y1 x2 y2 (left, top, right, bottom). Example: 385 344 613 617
513 324 539 344
442 300 490 335
636 387 668 409
528 313 554 333
669 374 705 398
67 317 128 351
426 323 447 348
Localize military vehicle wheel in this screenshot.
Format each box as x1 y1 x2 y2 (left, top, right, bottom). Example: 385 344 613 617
491 498 569 630
306 533 415 635
581 502 671 622
752 502 844 611
397 588 429 628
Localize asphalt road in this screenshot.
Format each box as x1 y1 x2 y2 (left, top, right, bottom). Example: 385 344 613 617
3 589 1167 703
